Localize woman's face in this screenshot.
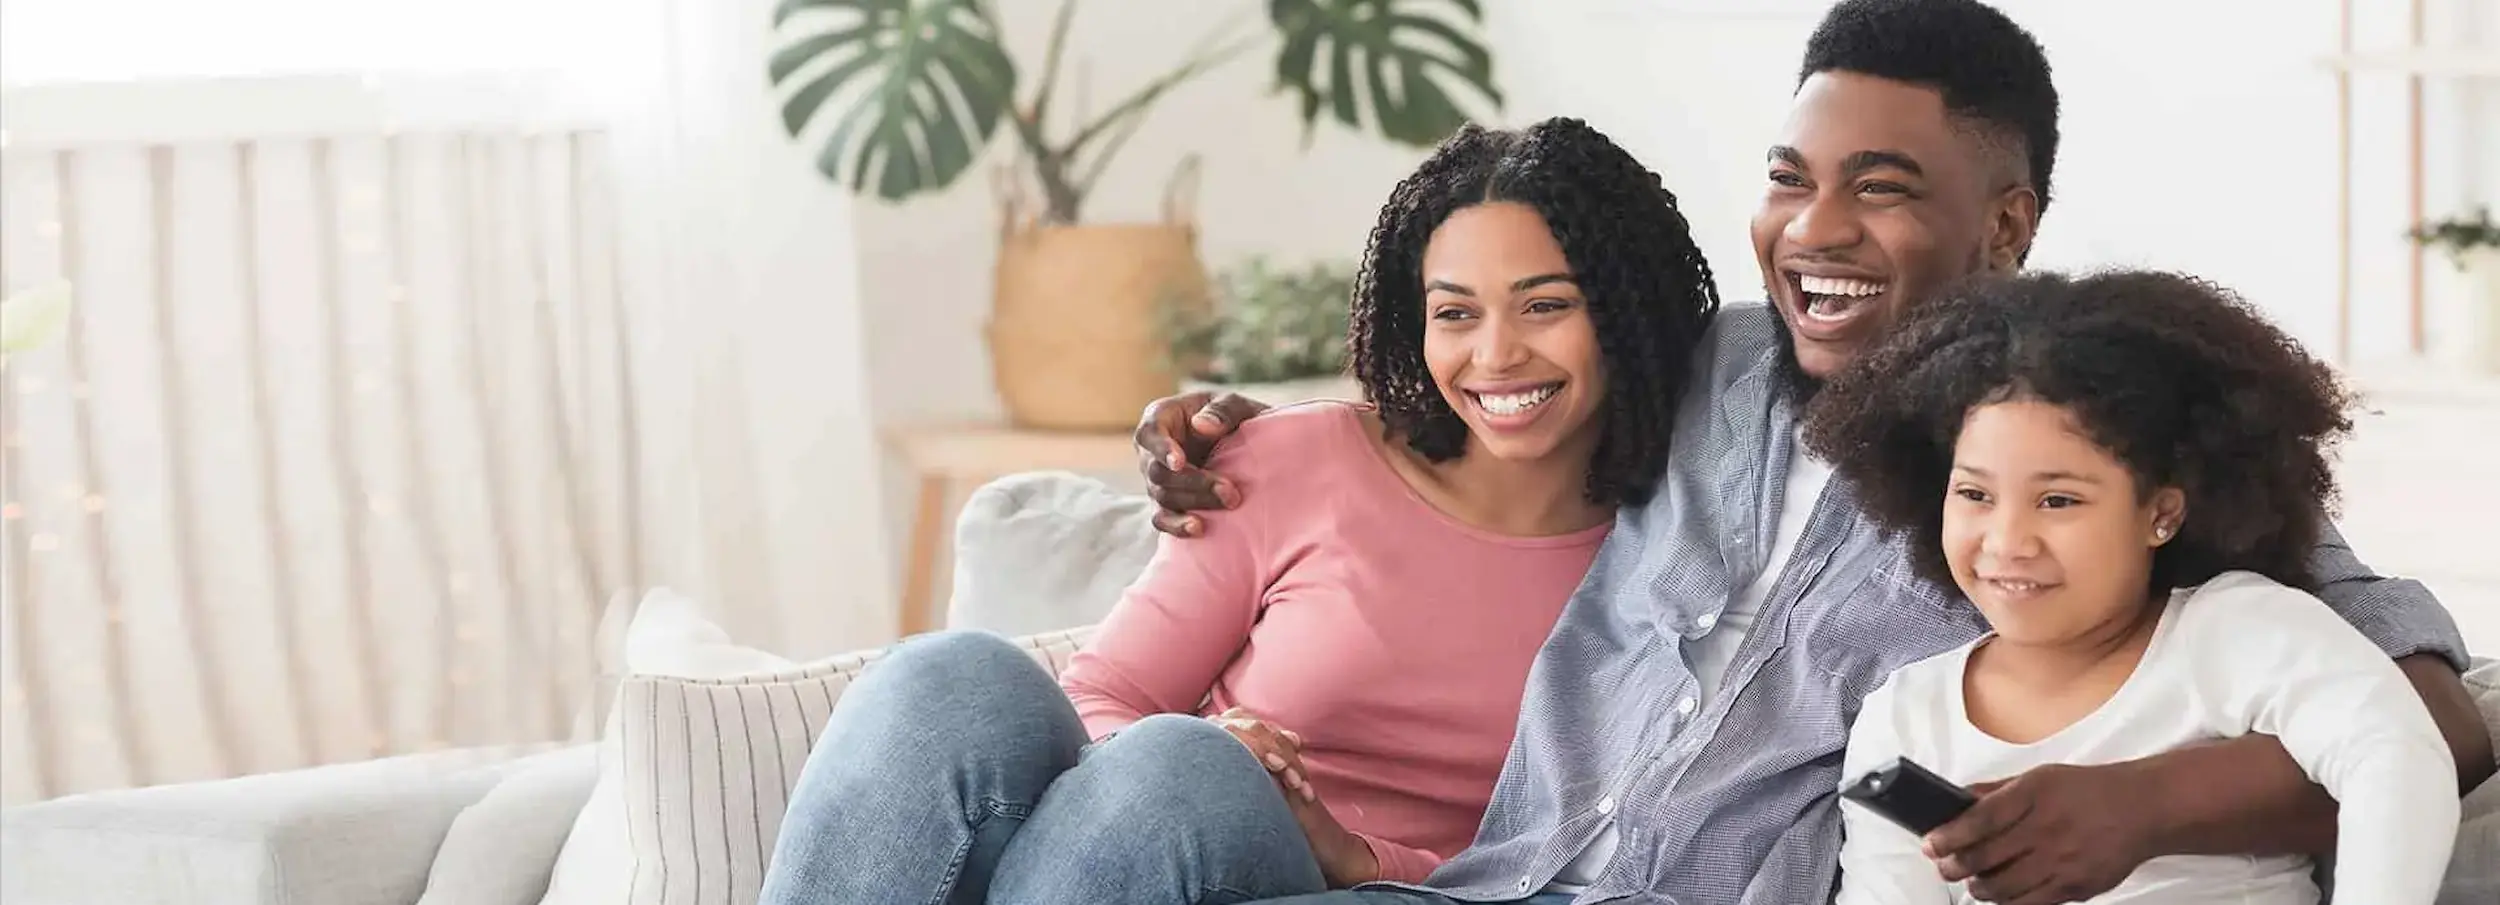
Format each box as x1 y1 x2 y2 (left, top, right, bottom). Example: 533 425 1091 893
1942 398 2184 646
1418 201 1608 464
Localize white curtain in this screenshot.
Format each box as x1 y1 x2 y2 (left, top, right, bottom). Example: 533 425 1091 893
0 0 893 804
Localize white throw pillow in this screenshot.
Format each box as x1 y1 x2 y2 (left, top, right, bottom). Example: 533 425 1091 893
947 471 1159 636
417 744 601 905
606 656 874 905
536 589 795 905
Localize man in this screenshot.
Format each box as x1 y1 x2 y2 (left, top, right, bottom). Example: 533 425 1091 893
1129 1 2496 904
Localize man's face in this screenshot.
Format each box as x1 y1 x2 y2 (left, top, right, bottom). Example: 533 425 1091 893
1751 71 2037 383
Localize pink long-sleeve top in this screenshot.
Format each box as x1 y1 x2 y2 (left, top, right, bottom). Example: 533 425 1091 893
1058 401 1611 884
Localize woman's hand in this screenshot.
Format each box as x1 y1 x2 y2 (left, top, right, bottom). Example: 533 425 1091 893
1207 708 1379 886
1209 707 1313 795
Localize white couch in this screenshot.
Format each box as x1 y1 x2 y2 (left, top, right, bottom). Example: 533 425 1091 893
5 471 2498 905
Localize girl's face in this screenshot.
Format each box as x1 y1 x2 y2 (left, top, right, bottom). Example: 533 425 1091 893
1419 201 1608 465
1943 398 2185 646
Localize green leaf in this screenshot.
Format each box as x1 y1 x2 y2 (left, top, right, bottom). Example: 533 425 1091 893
767 0 1016 201
1267 0 1503 148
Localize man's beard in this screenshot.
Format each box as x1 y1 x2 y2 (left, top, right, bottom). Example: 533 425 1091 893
1769 308 1823 404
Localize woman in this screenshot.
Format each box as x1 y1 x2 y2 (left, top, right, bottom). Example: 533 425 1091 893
1804 270 2458 904
757 116 1721 905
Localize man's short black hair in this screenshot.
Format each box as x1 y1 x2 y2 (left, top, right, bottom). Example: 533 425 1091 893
1799 0 2060 215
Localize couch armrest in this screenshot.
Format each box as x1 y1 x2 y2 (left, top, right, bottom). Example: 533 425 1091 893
1 744 555 905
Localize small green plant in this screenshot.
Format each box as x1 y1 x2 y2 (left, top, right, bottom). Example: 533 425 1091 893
1166 257 1354 384
2407 206 2500 270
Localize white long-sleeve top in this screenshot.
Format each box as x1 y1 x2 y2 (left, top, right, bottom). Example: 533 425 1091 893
1835 570 2459 905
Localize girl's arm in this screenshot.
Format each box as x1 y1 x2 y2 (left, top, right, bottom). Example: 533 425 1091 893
2191 574 2462 901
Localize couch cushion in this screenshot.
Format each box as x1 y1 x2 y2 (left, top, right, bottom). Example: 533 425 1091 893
2441 657 2500 904
947 470 1159 636
417 744 601 905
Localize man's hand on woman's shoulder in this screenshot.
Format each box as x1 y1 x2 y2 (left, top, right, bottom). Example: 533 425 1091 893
1134 391 1271 537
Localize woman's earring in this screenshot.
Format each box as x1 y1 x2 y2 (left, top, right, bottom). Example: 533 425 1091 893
2153 525 2173 543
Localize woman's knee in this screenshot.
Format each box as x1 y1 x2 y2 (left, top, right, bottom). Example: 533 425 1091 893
1076 714 1285 813
856 630 1061 710
994 714 1321 899
818 630 1080 760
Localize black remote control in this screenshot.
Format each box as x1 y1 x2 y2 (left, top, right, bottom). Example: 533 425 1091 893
1839 756 1977 836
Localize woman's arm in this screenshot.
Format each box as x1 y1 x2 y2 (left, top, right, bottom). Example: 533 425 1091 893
1352 831 1441 886
1058 445 1276 739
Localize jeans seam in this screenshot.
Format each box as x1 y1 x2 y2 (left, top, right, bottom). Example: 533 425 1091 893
923 797 1032 905
1192 883 1257 905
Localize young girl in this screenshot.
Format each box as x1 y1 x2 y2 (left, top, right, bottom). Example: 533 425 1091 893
1804 270 2460 904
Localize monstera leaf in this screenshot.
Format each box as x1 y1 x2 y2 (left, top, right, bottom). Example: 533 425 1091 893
768 0 1018 202
1268 0 1501 147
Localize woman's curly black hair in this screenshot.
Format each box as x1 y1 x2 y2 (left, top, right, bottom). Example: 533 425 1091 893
1800 269 2356 594
1349 117 1721 506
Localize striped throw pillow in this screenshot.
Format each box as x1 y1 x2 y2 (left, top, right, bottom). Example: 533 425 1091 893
608 628 1093 905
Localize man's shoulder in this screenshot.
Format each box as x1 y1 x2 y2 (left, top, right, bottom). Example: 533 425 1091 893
1701 302 1783 361
1693 302 1784 394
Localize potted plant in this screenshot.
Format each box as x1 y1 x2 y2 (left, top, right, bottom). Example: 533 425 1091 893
767 0 1501 429
1167 256 1361 403
2407 206 2500 375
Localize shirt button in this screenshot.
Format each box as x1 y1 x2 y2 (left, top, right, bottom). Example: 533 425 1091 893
1694 612 1718 630
1677 696 1697 715
1597 795 1617 815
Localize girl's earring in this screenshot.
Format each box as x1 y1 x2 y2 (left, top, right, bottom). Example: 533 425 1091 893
2152 525 2173 544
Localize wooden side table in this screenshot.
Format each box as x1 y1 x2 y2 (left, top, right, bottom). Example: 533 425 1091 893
884 423 1139 638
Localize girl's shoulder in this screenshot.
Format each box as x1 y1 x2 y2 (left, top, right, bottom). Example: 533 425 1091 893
2168 569 2380 664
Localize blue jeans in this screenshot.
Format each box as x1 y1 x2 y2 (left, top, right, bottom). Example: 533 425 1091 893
756 630 1330 905
1247 892 1575 904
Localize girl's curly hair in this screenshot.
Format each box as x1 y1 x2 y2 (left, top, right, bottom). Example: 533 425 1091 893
1350 117 1721 506
1800 269 2357 593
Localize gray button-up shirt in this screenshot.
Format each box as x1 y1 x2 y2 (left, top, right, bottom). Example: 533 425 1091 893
1412 303 2471 904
